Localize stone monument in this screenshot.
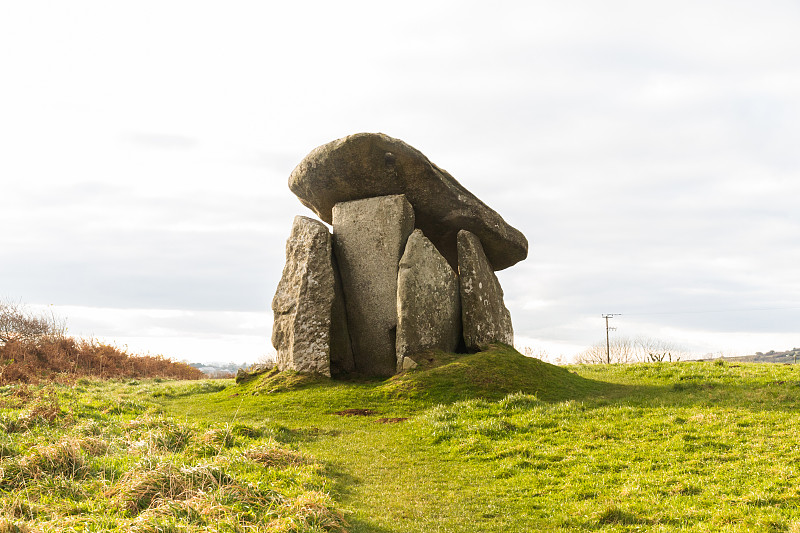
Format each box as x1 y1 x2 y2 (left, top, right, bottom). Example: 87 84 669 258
271 133 527 377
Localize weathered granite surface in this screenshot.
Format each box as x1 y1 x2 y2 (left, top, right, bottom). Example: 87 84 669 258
332 195 415 376
396 229 461 370
457 229 514 351
329 252 355 375
289 132 528 271
271 216 351 376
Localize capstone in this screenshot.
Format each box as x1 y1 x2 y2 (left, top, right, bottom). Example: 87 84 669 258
289 132 528 271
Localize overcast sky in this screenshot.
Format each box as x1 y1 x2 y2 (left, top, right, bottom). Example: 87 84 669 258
2 1 799 364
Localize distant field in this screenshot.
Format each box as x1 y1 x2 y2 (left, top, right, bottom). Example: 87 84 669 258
3 346 800 532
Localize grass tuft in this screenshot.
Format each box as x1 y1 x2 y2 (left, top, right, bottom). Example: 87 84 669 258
0 519 37 533
597 506 648 525
245 443 312 469
27 439 88 478
112 460 234 515
199 426 236 450
0 380 347 532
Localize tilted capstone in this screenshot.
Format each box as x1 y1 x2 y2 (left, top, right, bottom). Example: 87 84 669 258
289 132 528 271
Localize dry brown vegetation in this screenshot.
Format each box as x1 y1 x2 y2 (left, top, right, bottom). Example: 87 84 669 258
0 300 202 383
0 337 203 383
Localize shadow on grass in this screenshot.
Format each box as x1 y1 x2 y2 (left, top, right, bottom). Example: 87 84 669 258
320 463 398 533
566 506 688 530
343 518 396 533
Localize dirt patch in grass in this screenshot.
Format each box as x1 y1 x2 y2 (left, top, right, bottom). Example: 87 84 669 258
334 409 376 416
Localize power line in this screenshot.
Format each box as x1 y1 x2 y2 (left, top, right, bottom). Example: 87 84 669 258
626 306 800 317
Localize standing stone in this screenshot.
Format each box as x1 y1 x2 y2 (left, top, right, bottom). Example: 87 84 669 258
329 253 355 375
333 195 415 376
457 230 514 351
396 230 461 370
272 216 353 376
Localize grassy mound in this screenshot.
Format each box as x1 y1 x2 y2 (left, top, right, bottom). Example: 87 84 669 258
244 367 331 395
239 345 615 406
378 344 615 402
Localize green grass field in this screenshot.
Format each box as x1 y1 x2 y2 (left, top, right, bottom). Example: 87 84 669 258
3 345 800 532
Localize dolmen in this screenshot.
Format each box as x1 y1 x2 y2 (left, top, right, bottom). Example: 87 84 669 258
271 133 528 377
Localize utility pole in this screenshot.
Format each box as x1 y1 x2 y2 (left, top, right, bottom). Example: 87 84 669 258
602 314 621 364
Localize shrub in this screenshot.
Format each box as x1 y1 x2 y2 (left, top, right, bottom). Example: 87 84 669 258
0 300 64 346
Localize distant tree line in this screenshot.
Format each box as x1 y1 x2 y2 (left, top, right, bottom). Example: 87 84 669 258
576 336 688 364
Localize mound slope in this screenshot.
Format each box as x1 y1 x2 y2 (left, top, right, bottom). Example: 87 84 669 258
241 345 614 404
378 344 614 402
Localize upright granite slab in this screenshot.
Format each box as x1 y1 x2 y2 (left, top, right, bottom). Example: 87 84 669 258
333 195 415 376
396 229 461 370
289 132 528 271
457 230 514 351
329 253 355 375
271 216 353 376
